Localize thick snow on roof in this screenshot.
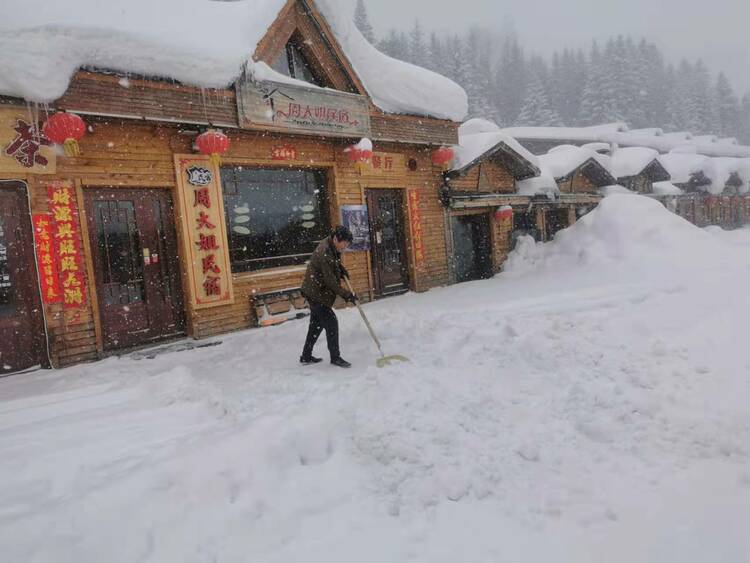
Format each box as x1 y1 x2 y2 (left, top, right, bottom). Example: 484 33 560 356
451 130 540 172
657 152 711 185
459 118 502 136
0 0 467 121
501 123 750 159
610 147 660 178
707 158 750 194
539 145 611 179
516 173 559 199
652 181 684 196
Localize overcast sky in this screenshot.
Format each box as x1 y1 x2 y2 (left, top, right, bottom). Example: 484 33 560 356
365 0 750 96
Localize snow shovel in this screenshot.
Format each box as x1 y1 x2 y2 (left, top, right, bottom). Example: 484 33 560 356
344 276 409 368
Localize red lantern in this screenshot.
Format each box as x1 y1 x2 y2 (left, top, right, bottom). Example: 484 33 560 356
432 146 455 170
345 139 373 173
195 129 230 166
43 112 86 157
494 206 513 222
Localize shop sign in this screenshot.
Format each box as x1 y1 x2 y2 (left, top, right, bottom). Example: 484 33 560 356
47 182 87 309
341 205 370 252
408 189 426 269
174 155 234 309
271 145 298 161
368 152 404 175
237 74 371 138
32 214 62 304
0 220 10 296
0 108 56 175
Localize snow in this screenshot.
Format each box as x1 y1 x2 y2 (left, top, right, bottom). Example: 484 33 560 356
501 124 750 159
3 195 749 562
538 145 611 179
516 172 560 199
0 0 467 121
609 147 660 179
451 130 540 173
657 152 712 185
458 118 501 136
652 181 684 196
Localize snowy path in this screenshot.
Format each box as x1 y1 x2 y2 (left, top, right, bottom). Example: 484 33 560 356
1 196 749 562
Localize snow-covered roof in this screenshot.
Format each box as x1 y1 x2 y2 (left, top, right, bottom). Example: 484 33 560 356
609 147 666 179
539 145 613 182
516 173 560 199
0 0 467 122
657 152 712 185
652 181 684 196
501 123 750 159
450 122 540 178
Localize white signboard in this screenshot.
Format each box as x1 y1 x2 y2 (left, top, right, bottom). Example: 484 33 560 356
237 74 371 138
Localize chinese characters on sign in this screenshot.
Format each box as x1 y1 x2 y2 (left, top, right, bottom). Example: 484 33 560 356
174 157 234 309
47 182 87 308
363 152 405 176
271 146 297 161
0 220 11 305
408 189 426 271
0 108 56 175
237 76 371 138
32 214 62 304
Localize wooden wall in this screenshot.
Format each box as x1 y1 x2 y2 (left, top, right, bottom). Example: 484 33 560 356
446 159 516 193
558 171 599 194
2 112 451 366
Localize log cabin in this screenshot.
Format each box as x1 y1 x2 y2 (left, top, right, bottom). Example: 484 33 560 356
0 0 468 373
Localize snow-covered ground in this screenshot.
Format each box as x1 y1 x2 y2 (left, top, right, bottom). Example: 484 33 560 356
1 195 749 562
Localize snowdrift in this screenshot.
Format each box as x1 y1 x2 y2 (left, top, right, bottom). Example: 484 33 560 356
504 194 728 277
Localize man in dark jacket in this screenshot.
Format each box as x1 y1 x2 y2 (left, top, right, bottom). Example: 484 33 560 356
300 226 357 368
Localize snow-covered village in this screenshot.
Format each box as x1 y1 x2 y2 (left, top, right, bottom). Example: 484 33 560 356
0 0 749 561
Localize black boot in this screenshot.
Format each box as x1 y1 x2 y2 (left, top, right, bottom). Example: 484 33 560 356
300 355 323 365
330 357 351 369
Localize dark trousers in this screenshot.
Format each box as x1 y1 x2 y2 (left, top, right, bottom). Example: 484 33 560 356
302 301 340 360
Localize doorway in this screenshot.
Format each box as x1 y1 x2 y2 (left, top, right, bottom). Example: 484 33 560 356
545 208 570 241
0 182 46 374
365 189 409 297
451 213 492 283
84 188 186 351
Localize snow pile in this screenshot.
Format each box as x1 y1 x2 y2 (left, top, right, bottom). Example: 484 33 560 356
652 181 684 195
0 0 467 121
458 118 501 136
609 147 660 178
516 172 559 199
451 130 539 172
2 192 750 561
657 152 712 185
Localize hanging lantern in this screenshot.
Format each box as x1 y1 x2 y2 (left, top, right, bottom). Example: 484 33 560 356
195 129 230 166
345 138 373 173
494 205 513 222
432 146 455 170
42 112 86 157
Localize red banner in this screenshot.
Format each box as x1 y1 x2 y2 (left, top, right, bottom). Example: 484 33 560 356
408 189 425 269
47 183 87 309
32 214 62 304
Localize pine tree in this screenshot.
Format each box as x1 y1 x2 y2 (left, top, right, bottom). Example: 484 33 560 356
408 20 427 65
354 0 376 44
494 35 526 126
427 32 443 73
517 61 562 126
715 72 742 138
741 93 750 144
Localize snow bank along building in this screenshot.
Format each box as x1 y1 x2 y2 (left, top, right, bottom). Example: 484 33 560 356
0 0 470 373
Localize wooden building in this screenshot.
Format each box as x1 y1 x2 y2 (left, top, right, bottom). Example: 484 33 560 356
0 0 466 373
610 147 671 194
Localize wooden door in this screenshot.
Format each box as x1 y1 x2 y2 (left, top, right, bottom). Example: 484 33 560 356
0 182 45 374
366 189 409 297
451 214 492 283
85 188 185 351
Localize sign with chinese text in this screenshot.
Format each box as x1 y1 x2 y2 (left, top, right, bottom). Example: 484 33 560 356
237 75 371 138
33 214 62 304
368 152 404 175
408 189 426 270
47 182 87 309
174 155 234 309
0 108 56 175
341 205 370 252
0 219 10 299
271 145 298 161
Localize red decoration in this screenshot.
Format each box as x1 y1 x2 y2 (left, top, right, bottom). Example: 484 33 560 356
706 196 718 207
42 112 86 157
494 206 513 222
195 129 230 166
345 141 373 173
432 146 455 170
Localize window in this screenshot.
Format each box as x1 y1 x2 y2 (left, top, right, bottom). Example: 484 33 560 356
221 167 330 272
270 37 324 86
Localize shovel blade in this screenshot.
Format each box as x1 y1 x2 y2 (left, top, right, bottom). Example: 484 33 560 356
376 355 410 368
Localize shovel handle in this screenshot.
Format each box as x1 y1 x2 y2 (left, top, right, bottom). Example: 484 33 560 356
343 276 385 357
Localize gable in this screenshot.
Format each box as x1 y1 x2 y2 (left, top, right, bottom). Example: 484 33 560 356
254 0 365 95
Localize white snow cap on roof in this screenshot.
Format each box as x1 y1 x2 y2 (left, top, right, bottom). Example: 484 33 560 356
0 0 467 121
652 181 683 195
539 145 611 179
516 173 559 200
459 118 502 136
610 147 660 178
452 129 540 172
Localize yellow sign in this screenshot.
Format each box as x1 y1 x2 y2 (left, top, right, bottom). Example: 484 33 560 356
174 155 234 309
0 107 56 175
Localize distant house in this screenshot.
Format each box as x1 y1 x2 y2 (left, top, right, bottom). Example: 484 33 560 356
537 145 616 194
609 147 671 194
